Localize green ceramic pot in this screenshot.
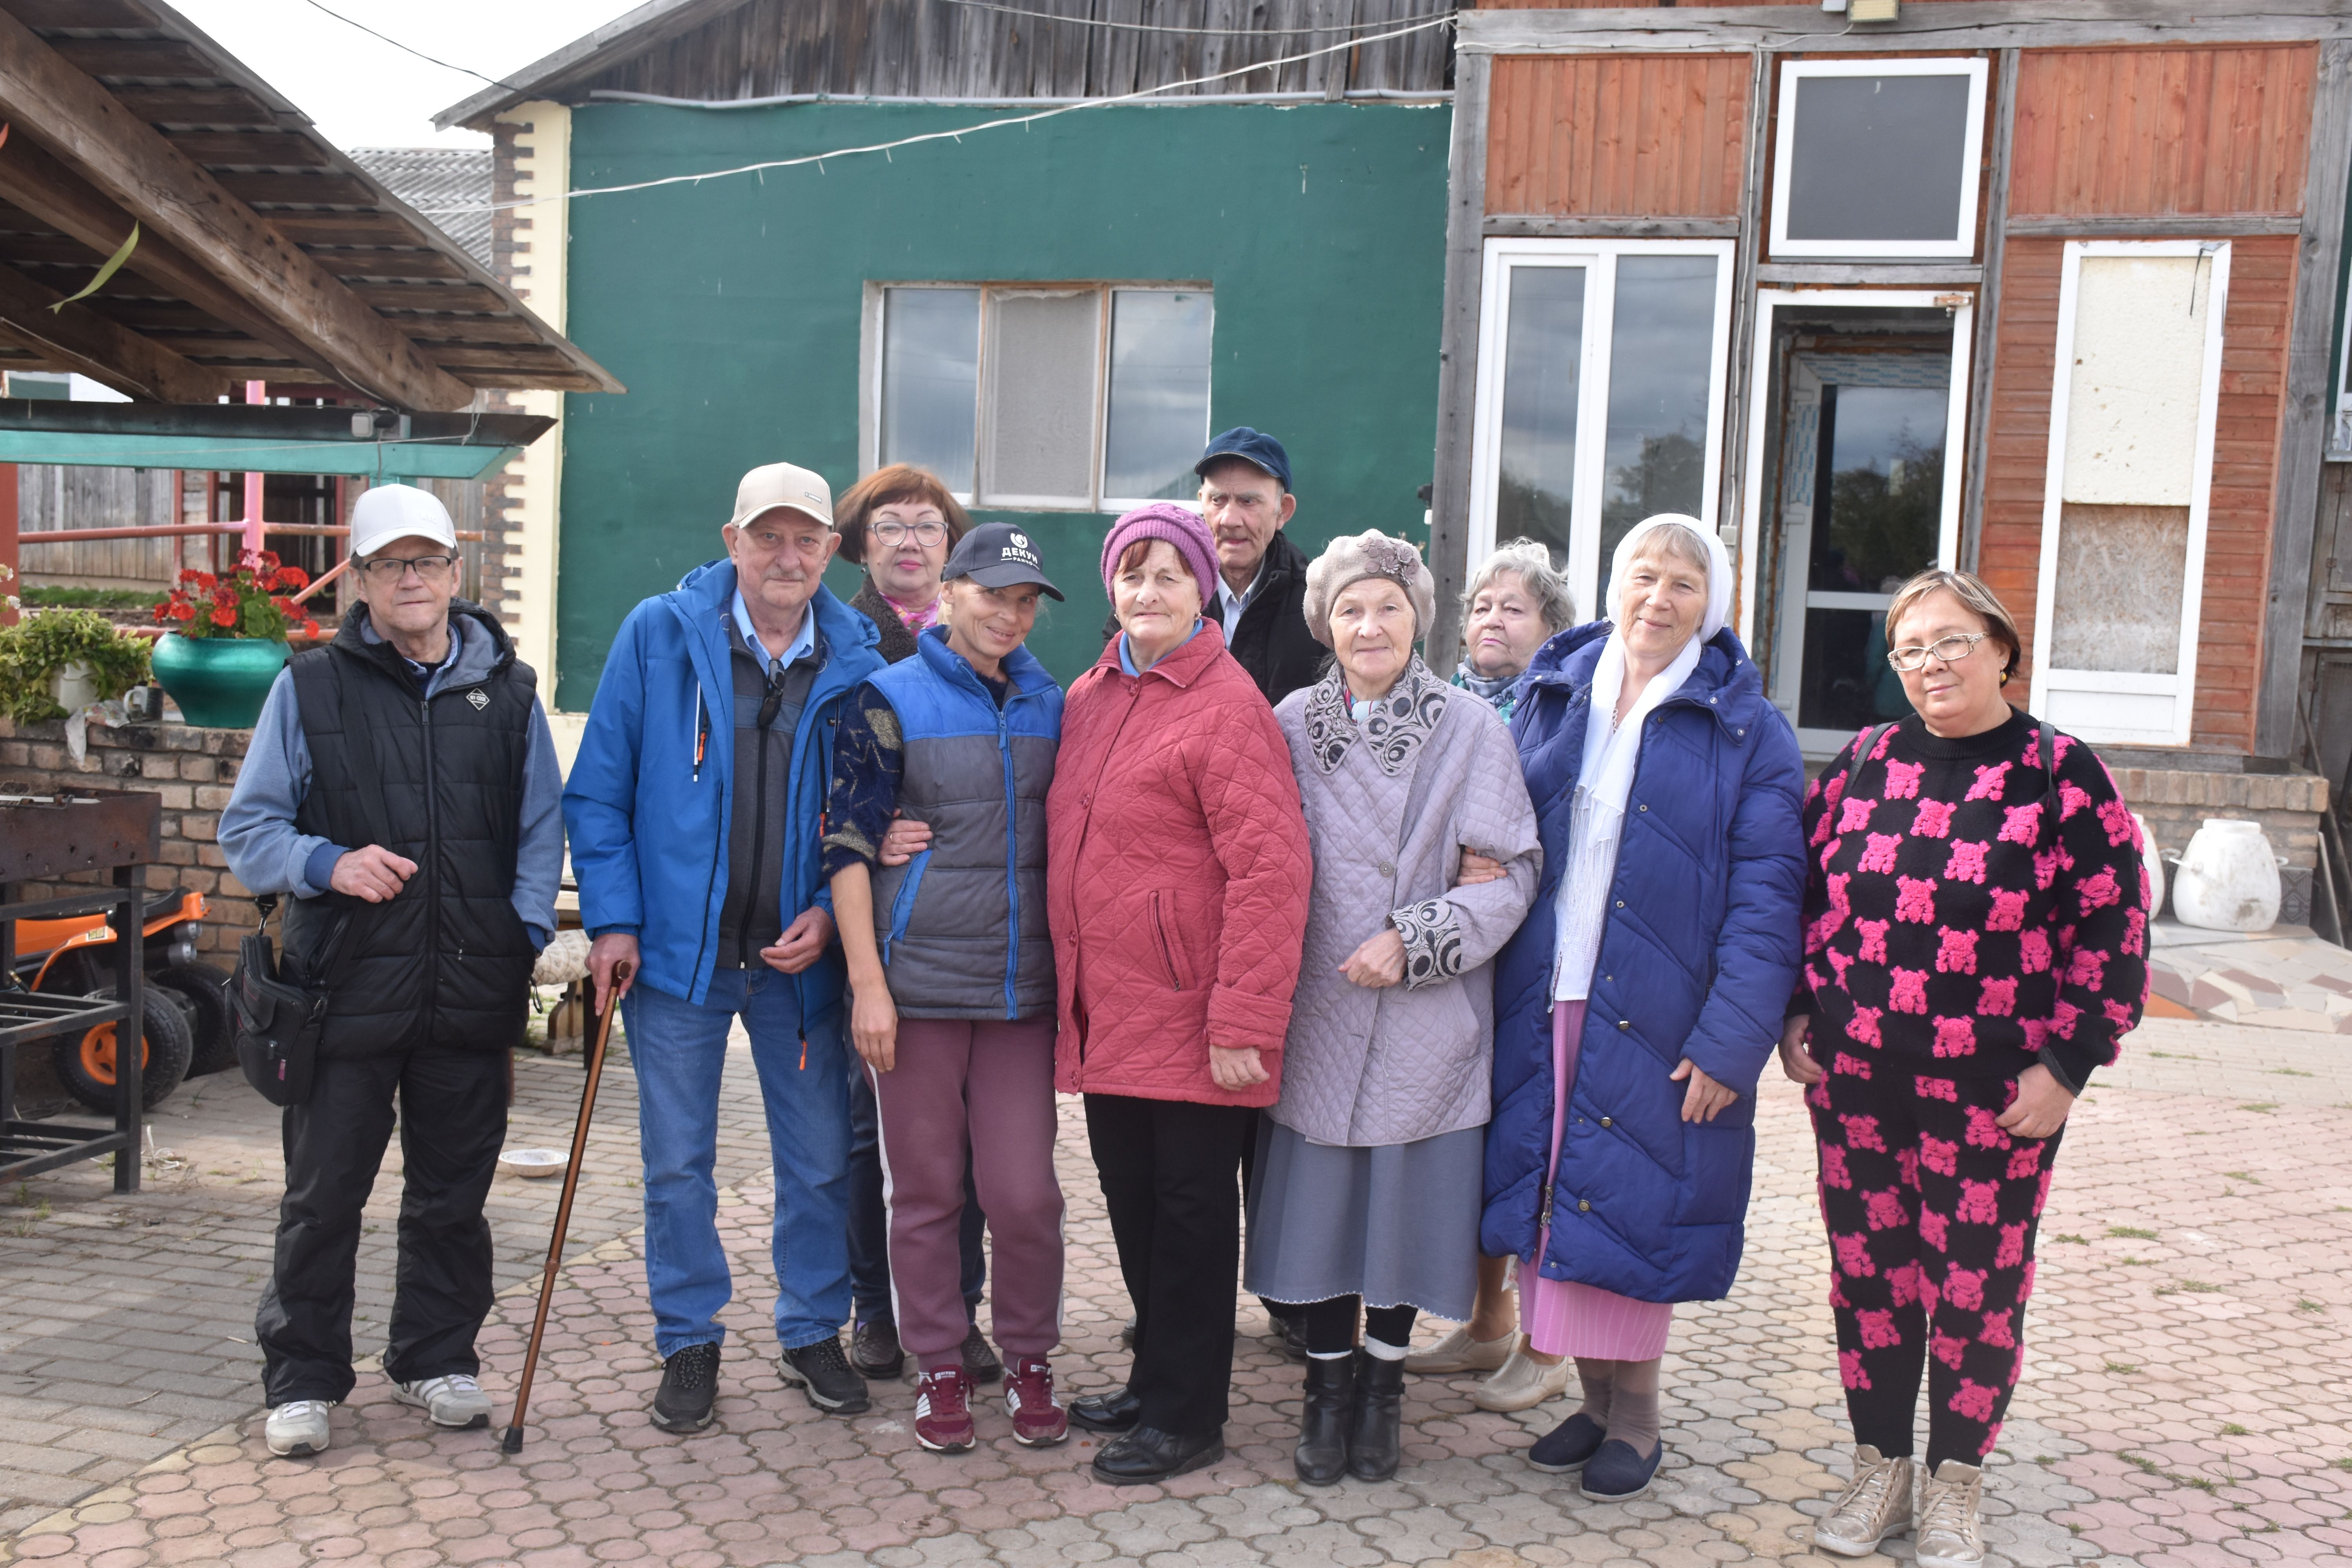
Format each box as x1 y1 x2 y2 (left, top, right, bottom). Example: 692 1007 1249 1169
149 633 289 729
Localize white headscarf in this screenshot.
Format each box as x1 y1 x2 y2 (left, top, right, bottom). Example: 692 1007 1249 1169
1553 514 1733 1002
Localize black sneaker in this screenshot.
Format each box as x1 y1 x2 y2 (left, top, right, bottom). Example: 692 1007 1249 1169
651 1342 720 1432
851 1317 904 1379
960 1323 1003 1385
780 1335 871 1415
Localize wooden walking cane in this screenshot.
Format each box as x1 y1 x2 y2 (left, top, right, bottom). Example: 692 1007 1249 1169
501 960 630 1454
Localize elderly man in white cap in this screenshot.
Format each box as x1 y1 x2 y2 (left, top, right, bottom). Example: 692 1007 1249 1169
219 483 564 1458
564 463 886 1432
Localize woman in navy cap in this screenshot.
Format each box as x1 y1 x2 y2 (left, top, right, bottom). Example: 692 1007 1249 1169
822 523 1069 1455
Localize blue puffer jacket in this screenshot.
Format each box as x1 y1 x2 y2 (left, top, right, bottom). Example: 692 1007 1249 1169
1480 621 1806 1303
563 559 884 1017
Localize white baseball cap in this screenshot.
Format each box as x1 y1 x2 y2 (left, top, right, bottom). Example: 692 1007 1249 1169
350 483 458 558
730 461 834 532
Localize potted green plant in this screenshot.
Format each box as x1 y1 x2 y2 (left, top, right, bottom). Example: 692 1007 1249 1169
0 606 154 724
149 553 323 728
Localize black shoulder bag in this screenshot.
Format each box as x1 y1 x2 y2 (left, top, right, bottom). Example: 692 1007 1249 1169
232 892 355 1106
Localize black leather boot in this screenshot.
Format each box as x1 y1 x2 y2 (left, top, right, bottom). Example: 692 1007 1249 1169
1294 1355 1356 1486
1347 1352 1406 1481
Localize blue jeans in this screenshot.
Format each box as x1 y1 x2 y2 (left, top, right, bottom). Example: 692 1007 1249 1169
847 1063 986 1326
624 969 852 1357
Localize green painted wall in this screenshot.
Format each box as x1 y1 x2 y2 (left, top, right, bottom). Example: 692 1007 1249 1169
552 99 1450 706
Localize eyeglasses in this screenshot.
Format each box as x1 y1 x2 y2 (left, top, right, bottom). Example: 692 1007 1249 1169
359 553 456 583
870 519 947 548
1886 631 1987 673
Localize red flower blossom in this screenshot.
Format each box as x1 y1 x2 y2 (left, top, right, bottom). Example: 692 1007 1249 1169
209 605 238 628
171 601 195 622
274 566 309 591
151 601 173 623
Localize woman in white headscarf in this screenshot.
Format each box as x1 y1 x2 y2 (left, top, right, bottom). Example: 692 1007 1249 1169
1474 516 1807 1502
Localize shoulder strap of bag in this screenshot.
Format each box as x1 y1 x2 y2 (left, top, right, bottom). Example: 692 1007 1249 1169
2038 719 2062 846
1835 720 1900 811
253 889 361 989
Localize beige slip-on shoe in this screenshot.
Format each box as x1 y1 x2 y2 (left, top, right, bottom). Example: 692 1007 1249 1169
1405 1324 1518 1375
1470 1338 1573 1412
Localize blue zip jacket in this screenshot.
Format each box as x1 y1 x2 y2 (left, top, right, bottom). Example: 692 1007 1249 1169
1480 621 1806 1303
865 627 1063 1019
563 559 884 1015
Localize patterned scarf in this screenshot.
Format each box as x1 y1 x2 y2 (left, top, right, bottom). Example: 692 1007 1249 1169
880 586 941 634
1302 657 1449 776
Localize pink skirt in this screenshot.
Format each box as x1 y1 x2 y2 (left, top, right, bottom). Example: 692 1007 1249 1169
1522 999 1675 1361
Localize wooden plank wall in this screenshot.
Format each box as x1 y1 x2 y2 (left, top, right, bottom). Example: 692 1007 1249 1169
1485 54 1749 216
14 465 179 587
2010 44 2316 218
576 0 1454 101
1978 235 2294 754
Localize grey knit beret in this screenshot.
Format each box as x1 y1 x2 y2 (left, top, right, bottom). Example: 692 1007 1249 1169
1302 529 1437 648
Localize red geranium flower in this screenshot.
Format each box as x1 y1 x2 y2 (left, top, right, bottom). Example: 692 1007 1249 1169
171 601 195 622
209 605 237 628
152 601 172 623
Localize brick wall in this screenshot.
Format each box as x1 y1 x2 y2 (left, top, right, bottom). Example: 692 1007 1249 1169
0 716 259 957
2111 766 2328 871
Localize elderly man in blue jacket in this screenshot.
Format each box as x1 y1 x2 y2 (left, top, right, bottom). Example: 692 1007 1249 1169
565 462 884 1433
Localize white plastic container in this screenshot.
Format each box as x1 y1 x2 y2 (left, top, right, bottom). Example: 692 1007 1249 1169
2170 818 2281 933
498 1147 567 1179
49 661 99 713
2131 812 2165 918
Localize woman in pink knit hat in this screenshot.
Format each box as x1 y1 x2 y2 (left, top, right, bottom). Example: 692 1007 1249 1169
1050 502 1315 1486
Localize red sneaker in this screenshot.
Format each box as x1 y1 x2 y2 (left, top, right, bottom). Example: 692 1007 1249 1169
1004 1356 1069 1446
914 1366 976 1452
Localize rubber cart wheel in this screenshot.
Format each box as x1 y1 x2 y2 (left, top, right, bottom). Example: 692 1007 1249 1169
152 961 236 1078
53 985 194 1112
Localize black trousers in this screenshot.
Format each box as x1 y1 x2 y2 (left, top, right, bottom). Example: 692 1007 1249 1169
1085 1093 1253 1439
256 1044 508 1404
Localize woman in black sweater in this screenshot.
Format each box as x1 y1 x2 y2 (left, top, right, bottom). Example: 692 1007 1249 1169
1781 570 2149 1568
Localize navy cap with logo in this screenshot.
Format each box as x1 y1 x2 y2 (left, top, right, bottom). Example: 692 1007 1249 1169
943 521 1065 601
1195 426 1292 492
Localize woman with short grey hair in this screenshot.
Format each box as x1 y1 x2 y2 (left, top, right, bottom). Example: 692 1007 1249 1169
1454 539 1576 721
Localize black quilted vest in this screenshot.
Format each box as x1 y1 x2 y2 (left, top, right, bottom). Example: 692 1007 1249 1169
281 601 538 1057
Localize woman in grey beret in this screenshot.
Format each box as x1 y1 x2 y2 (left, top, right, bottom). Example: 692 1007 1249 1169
1245 528 1542 1486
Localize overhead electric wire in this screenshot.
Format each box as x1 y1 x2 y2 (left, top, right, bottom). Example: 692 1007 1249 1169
418 10 1455 218
936 0 1454 36
298 0 527 90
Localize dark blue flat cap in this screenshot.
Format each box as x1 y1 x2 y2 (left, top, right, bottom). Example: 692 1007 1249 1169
1195 427 1291 491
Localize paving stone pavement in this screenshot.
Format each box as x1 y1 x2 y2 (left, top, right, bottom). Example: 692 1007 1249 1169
2146 923 2352 1033
3 1013 2350 1566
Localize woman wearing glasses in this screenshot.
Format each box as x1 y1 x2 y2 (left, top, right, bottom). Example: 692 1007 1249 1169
1783 570 2147 1568
840 465 971 664
833 465 998 1388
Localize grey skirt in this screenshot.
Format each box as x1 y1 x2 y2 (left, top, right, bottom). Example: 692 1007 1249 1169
1241 1116 1483 1321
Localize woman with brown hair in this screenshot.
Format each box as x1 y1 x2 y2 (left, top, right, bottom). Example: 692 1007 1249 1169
1785 569 2148 1568
837 465 972 664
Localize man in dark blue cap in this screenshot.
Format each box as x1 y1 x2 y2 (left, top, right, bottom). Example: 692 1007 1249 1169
1192 428 1323 704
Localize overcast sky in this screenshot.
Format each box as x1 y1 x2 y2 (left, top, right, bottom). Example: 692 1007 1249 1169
172 1 644 150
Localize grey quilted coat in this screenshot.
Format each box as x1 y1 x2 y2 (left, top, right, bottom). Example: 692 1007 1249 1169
1272 661 1541 1148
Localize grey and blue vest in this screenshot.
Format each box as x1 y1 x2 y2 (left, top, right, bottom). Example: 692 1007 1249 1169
865 628 1063 1020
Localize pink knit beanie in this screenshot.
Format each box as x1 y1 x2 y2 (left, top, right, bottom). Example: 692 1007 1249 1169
1100 503 1219 606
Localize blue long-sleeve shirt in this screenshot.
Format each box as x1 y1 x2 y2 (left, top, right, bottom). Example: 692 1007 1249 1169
218 612 563 949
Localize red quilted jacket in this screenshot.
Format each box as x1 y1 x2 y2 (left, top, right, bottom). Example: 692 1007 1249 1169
1047 621 1312 1107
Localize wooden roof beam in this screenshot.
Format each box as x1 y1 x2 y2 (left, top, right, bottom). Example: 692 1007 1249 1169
0 260 224 402
0 7 475 410
0 129 325 375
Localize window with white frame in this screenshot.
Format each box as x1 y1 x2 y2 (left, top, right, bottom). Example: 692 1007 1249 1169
1770 58 1989 259
867 283 1212 511
1468 239 1735 618
2334 261 2352 455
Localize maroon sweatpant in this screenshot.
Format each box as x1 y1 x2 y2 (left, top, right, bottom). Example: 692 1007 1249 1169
867 1017 1063 1369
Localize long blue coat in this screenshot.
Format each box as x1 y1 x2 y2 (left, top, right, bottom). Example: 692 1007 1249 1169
1480 621 1806 1304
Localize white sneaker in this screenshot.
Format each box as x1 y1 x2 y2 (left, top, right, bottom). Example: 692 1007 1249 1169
393 1372 494 1429
1470 1339 1573 1412
1405 1324 1517 1375
265 1399 332 1457
1814 1444 1914 1555
1915 1459 1987 1568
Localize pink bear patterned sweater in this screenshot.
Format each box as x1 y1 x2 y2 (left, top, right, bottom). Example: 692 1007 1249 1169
1792 708 2151 1093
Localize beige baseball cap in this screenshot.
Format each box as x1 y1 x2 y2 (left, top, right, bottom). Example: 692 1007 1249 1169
729 461 834 532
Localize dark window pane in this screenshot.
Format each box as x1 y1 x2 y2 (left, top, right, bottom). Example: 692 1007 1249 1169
881 288 980 492
1600 254 1718 566
1103 290 1212 502
1799 606 1915 731
1495 265 1585 570
1809 383 1947 593
1785 74 1973 244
